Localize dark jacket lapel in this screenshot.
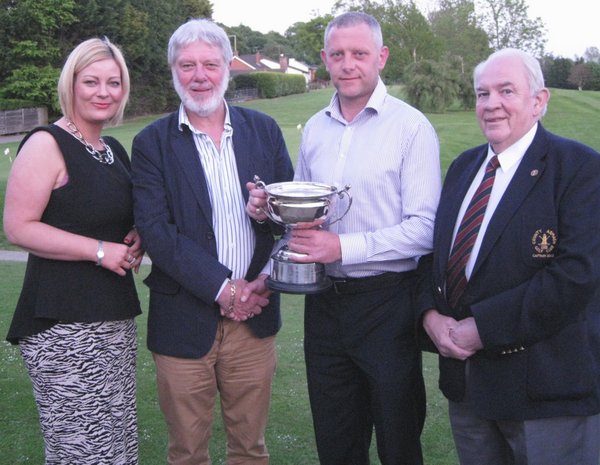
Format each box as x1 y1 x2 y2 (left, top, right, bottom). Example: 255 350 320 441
230 106 258 205
471 126 548 277
169 116 214 225
438 147 488 277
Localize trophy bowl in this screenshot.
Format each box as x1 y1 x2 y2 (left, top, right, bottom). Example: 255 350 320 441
257 181 341 226
253 176 352 294
267 199 330 227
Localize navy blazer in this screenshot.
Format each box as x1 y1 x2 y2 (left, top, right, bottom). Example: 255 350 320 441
131 106 294 358
417 124 600 420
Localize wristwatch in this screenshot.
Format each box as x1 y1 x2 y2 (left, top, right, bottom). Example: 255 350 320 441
96 240 104 266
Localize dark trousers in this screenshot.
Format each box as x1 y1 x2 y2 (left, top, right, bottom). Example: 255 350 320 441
304 273 425 465
449 401 600 465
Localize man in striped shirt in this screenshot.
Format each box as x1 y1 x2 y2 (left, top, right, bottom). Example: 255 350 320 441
132 18 294 465
249 11 441 465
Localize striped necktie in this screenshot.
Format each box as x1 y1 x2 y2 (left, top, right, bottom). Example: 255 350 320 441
446 155 500 308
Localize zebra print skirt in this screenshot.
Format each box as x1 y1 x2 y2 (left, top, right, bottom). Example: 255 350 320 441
20 319 138 465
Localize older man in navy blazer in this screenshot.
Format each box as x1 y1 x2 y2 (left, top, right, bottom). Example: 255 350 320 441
418 48 600 465
131 19 293 465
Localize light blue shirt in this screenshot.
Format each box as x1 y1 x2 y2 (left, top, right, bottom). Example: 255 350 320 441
295 79 442 277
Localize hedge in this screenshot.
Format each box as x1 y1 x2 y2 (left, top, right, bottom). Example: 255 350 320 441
231 72 307 99
0 99 39 111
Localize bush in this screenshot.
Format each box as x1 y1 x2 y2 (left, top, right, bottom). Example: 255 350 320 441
315 65 330 81
232 74 258 90
231 72 306 99
403 60 459 113
456 73 475 110
0 65 60 114
0 99 39 111
127 83 179 116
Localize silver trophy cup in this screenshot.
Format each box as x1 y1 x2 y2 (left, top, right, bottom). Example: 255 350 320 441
254 175 352 294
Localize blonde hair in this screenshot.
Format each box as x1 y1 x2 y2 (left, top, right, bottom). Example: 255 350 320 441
58 37 130 126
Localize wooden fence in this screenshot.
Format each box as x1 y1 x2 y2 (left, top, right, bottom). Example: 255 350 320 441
0 108 48 135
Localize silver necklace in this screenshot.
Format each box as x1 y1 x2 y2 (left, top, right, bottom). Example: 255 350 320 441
66 119 114 165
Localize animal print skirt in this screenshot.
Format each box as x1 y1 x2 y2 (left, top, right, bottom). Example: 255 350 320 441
20 319 138 465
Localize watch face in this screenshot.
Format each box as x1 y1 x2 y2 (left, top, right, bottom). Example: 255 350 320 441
97 241 104 263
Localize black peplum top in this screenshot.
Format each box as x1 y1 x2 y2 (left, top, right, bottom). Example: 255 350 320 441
6 124 142 344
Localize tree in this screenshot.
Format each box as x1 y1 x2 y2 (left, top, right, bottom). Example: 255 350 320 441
0 65 61 112
429 0 491 72
541 55 576 89
587 62 600 90
224 24 267 55
475 0 547 56
261 31 293 62
63 0 128 46
0 0 77 74
182 0 212 18
569 63 593 90
124 0 214 114
0 0 215 115
584 46 600 64
285 16 333 65
118 4 151 63
0 0 77 107
332 0 443 82
569 61 600 90
403 59 459 112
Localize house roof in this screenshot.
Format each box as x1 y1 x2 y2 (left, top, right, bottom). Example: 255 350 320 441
230 52 314 81
288 58 310 73
237 53 270 70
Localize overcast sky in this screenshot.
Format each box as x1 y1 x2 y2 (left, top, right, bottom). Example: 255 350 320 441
212 0 597 59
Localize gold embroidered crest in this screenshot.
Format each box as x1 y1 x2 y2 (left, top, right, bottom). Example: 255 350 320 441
531 229 557 258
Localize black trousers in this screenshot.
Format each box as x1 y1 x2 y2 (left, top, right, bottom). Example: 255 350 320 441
304 272 425 465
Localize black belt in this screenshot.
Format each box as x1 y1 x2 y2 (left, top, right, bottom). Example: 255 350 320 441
329 271 413 294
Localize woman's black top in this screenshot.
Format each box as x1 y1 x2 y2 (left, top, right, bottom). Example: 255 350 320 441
6 124 142 344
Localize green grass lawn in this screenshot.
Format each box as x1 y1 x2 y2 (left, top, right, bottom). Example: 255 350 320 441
0 262 455 465
1 87 599 464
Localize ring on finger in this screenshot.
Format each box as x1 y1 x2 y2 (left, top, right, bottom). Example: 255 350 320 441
256 207 262 215
128 255 135 264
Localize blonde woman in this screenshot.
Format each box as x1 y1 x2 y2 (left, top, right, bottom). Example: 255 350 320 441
3 37 142 464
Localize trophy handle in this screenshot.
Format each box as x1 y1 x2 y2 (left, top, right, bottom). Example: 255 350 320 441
328 185 352 226
252 175 286 227
253 175 267 190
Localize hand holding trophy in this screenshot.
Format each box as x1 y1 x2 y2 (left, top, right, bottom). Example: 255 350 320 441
252 175 351 294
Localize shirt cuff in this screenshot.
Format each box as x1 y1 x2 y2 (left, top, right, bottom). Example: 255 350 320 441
338 233 367 265
216 278 229 303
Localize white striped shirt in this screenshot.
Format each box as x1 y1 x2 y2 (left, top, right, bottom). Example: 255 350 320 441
178 104 255 291
295 79 442 277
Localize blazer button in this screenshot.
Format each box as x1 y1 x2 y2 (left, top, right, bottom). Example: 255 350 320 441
206 232 215 240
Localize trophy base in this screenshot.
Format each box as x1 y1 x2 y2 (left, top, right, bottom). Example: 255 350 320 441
266 276 332 295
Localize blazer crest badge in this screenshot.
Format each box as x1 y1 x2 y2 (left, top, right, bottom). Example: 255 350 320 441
531 228 557 258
